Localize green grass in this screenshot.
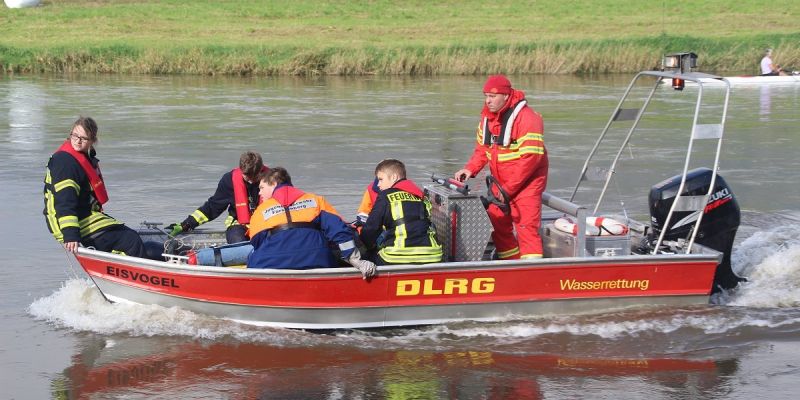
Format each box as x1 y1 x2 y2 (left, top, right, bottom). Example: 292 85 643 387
1 0 798 75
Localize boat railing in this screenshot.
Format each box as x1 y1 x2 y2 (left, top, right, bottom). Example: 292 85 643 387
568 69 731 255
542 192 587 257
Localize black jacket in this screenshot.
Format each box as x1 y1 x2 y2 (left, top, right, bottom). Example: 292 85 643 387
43 149 120 243
182 170 260 230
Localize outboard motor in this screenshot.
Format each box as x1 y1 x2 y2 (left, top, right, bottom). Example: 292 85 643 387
648 167 744 293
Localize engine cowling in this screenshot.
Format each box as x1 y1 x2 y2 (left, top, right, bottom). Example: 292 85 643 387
649 167 744 292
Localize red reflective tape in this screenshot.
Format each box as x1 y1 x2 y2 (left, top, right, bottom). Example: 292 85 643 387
450 209 458 259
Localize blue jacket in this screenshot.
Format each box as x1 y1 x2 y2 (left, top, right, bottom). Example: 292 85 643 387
247 184 356 269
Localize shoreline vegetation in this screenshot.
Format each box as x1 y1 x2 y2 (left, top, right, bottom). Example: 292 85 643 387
1 1 798 76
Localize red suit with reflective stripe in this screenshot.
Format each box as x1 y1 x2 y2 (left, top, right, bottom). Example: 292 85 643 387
462 89 548 259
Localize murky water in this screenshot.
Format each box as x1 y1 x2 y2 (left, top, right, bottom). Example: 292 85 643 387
1 73 799 399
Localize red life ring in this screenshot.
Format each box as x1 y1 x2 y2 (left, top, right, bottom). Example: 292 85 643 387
554 216 629 236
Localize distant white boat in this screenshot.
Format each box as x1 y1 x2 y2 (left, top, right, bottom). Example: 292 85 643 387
667 74 800 87
4 0 40 8
715 75 799 86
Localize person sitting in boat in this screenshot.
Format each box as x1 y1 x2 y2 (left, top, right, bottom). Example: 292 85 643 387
760 48 788 76
247 167 376 279
352 177 380 230
360 159 443 265
454 74 548 260
166 151 266 244
43 116 146 257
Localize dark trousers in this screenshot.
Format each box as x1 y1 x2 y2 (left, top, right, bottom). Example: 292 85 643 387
226 225 248 244
83 225 146 258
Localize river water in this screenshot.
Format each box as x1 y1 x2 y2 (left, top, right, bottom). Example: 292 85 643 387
1 73 799 399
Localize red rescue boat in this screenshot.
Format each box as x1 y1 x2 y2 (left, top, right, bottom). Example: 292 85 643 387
73 61 743 329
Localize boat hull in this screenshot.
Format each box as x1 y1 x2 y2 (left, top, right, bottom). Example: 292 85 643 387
684 75 800 86
4 0 40 8
77 248 718 329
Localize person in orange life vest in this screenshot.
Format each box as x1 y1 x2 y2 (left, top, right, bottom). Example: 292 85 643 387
167 151 267 244
247 167 376 279
353 177 380 229
360 159 442 265
454 75 548 260
43 116 146 257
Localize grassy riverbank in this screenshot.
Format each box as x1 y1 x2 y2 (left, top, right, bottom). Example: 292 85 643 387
1 0 798 75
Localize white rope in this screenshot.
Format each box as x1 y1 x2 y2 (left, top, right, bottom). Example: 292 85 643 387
61 247 81 280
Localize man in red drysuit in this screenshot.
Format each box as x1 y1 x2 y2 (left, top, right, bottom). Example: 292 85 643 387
454 75 548 259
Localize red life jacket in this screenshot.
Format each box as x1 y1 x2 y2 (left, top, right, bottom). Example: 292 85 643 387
56 141 108 205
392 179 424 198
231 166 268 225
272 184 306 207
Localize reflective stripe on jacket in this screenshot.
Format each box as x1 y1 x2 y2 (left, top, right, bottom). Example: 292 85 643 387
183 169 261 231
464 89 548 200
360 179 442 264
43 149 121 243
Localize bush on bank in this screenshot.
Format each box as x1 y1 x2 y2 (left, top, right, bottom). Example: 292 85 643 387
3 34 798 76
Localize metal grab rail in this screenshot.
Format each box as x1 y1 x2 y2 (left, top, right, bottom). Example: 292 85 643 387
567 70 731 255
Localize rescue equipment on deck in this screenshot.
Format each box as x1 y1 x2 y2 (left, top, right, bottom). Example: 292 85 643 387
554 216 629 236
188 241 252 267
425 176 492 262
431 174 470 195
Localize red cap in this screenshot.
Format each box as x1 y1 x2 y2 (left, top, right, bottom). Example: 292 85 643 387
483 75 512 94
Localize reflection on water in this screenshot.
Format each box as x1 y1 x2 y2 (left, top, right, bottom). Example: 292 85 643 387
32 271 800 398
53 334 737 400
6 80 45 153
760 85 772 120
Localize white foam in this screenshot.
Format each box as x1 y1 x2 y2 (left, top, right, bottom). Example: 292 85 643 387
27 279 312 345
726 225 800 308
340 308 800 349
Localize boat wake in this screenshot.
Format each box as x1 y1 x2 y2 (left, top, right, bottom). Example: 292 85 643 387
28 225 800 346
725 224 800 308
27 279 316 346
